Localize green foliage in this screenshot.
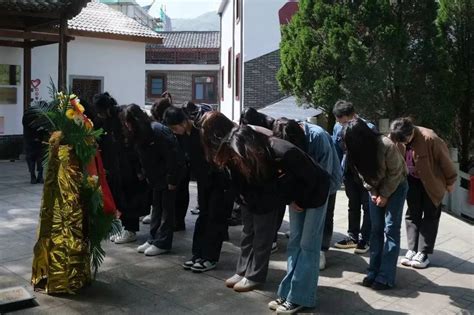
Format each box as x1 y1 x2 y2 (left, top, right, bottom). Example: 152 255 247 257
29 80 103 167
278 0 457 139
437 0 473 169
81 178 121 278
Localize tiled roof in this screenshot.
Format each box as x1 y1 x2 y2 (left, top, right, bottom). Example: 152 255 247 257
0 0 90 18
69 1 163 41
147 31 220 49
259 96 324 121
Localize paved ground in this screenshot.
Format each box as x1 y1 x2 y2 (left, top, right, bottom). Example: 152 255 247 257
0 160 473 314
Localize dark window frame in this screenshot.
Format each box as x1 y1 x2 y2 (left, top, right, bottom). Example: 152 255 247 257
235 54 241 101
236 0 241 23
192 75 218 103
147 73 167 98
221 67 225 101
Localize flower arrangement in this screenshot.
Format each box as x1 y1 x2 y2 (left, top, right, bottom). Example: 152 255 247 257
32 83 121 277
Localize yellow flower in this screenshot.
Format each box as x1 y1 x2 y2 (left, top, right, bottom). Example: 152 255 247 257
77 103 85 113
69 94 77 100
73 115 84 126
66 109 75 119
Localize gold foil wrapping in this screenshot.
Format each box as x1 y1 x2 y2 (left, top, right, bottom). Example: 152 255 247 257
32 132 91 294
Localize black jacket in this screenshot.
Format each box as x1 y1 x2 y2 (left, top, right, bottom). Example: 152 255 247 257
270 137 330 209
137 122 184 189
231 137 330 214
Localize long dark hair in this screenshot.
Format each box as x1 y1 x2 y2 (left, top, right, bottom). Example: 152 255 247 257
343 118 381 182
215 125 274 183
272 117 307 152
199 111 235 163
240 107 275 130
122 104 153 145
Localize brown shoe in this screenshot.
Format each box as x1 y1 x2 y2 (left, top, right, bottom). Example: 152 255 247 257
233 277 260 292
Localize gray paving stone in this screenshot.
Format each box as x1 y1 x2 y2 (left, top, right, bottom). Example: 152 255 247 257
0 161 473 314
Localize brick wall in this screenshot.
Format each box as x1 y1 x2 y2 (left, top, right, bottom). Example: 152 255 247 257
244 50 285 109
0 135 23 160
146 70 219 106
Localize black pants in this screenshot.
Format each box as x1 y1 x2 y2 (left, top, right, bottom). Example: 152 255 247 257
26 146 43 178
405 176 442 254
273 203 287 242
175 167 190 229
345 172 371 242
122 213 139 232
322 193 337 251
192 181 234 261
149 187 176 250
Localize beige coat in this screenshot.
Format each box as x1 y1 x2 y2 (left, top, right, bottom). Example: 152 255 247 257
409 127 457 206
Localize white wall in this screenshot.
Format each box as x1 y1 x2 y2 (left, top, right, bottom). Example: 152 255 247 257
32 37 146 106
0 46 24 135
243 0 287 62
219 0 235 120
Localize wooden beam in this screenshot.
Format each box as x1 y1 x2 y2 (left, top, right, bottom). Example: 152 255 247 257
24 40 32 111
0 29 64 42
28 40 57 48
0 11 60 19
0 40 24 48
58 18 68 91
69 29 164 44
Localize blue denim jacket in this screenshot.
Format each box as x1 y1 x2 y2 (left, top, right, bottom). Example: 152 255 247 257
303 122 342 194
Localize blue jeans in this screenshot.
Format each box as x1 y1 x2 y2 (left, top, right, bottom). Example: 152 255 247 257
367 180 408 287
277 201 327 307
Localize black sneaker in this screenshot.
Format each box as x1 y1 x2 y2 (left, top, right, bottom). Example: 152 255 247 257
191 260 216 273
371 281 392 290
183 257 202 270
276 301 304 314
334 237 358 249
411 252 430 269
354 240 370 254
30 174 37 184
36 174 44 184
361 276 374 287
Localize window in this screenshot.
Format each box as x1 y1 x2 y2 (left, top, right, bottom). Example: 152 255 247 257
227 48 232 87
71 76 104 105
148 74 166 97
193 76 217 102
236 0 241 23
221 67 225 101
235 54 241 100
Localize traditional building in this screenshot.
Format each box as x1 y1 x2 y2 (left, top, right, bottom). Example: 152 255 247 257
0 1 162 158
146 31 220 106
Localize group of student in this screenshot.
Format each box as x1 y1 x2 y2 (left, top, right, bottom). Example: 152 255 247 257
56 93 456 314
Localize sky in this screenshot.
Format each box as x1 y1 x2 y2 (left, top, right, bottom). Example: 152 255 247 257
135 0 220 19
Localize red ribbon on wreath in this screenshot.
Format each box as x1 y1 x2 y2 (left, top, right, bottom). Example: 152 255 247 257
87 151 117 215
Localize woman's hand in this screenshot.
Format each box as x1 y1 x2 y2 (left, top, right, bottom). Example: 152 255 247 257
290 202 304 212
376 196 388 207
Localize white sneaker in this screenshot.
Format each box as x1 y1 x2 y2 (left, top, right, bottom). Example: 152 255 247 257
411 252 430 269
144 245 170 256
114 230 137 244
142 213 152 224
225 274 244 288
271 242 279 254
233 277 260 292
319 251 326 270
137 242 152 253
401 250 417 266
110 234 117 242
268 298 286 311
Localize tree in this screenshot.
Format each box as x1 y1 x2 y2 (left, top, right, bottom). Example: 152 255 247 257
278 0 454 138
437 0 473 171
